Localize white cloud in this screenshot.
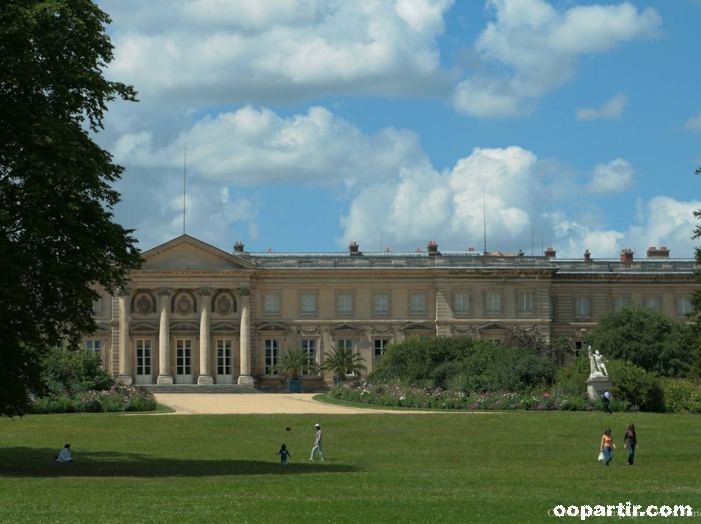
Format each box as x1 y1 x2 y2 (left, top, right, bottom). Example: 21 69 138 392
113 106 425 189
103 0 454 105
451 0 661 118
340 146 543 251
586 158 635 194
684 111 701 132
576 92 629 121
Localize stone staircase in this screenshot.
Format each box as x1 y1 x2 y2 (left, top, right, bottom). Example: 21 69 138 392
143 384 257 394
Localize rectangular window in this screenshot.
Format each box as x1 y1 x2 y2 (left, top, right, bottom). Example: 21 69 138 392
575 297 591 319
85 339 103 361
136 339 151 376
550 296 558 322
677 297 692 317
300 294 316 315
176 339 192 375
373 293 390 315
336 339 355 375
517 292 534 313
411 293 426 314
486 292 501 314
645 296 661 312
374 339 389 362
453 292 469 314
613 297 630 311
92 298 102 315
337 293 353 315
301 339 317 375
264 339 280 375
264 294 280 314
217 339 232 375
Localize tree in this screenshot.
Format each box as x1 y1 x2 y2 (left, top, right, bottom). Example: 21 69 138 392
271 347 318 380
586 305 693 378
688 167 701 380
0 0 141 417
321 346 367 382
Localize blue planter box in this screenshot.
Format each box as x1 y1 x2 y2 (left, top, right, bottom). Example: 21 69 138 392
287 379 302 393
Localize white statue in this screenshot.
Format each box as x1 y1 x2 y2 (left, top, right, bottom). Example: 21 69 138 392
587 345 608 378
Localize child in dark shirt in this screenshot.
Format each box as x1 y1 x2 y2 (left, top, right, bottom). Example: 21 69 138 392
277 444 291 467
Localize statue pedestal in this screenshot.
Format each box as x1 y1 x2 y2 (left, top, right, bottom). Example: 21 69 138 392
587 375 612 398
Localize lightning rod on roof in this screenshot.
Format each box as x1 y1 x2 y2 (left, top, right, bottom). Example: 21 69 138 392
183 144 187 235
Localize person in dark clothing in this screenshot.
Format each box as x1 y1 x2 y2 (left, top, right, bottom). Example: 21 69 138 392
277 443 291 467
624 424 639 466
601 389 611 414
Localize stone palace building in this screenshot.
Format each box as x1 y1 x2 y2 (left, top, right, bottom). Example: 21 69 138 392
85 235 696 390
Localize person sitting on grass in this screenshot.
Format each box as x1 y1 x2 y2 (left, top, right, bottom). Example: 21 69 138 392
277 444 291 467
55 444 73 462
600 428 616 467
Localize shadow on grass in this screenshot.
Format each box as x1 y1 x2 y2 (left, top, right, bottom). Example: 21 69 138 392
0 448 358 478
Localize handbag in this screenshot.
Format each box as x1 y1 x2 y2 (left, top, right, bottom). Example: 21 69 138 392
598 451 605 461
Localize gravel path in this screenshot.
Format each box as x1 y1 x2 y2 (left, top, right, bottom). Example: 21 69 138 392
154 393 493 415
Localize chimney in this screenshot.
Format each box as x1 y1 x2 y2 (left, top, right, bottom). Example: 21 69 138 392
385 247 390 252
427 240 439 256
517 249 524 257
415 247 421 252
233 241 245 253
583 249 591 262
544 247 556 258
267 247 272 253
349 241 360 256
620 248 634 263
647 246 670 258
467 247 475 252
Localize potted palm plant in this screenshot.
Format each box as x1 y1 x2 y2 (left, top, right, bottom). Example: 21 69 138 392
271 346 318 393
320 345 367 384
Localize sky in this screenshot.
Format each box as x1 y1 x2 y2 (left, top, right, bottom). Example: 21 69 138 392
96 0 701 258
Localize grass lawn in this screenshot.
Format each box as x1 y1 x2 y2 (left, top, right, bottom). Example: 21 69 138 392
1 410 700 523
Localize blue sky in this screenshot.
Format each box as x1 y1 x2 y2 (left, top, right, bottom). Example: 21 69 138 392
98 0 701 258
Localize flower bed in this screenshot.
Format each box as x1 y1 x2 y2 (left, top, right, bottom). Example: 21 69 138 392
30 384 157 414
330 382 632 412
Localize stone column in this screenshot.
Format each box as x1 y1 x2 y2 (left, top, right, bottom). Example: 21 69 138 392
116 286 133 385
197 287 214 385
157 287 173 385
238 287 254 386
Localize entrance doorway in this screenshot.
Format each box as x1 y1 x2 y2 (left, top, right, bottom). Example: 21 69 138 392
175 338 193 384
135 339 153 384
216 338 234 384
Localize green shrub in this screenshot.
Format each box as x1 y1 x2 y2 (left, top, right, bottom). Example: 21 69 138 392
553 353 590 396
41 349 113 395
659 378 701 413
587 305 693 377
608 360 663 412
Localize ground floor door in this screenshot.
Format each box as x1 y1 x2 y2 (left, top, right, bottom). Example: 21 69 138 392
216 338 234 384
135 339 153 384
175 338 194 384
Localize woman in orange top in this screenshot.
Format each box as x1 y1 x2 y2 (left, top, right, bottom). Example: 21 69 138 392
600 428 616 466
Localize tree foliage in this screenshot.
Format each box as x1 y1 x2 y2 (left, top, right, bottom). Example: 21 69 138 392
586 305 693 378
271 347 318 380
321 345 367 382
688 166 701 380
0 0 141 416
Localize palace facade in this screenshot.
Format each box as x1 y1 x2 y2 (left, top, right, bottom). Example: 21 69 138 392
86 235 696 390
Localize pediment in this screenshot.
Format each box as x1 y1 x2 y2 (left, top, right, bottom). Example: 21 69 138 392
329 322 364 333
256 322 289 333
212 322 240 332
140 235 256 271
131 322 158 333
476 321 511 332
400 322 435 332
171 321 199 331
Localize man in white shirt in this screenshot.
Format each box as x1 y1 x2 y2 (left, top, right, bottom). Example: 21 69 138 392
310 423 325 461
55 444 73 462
